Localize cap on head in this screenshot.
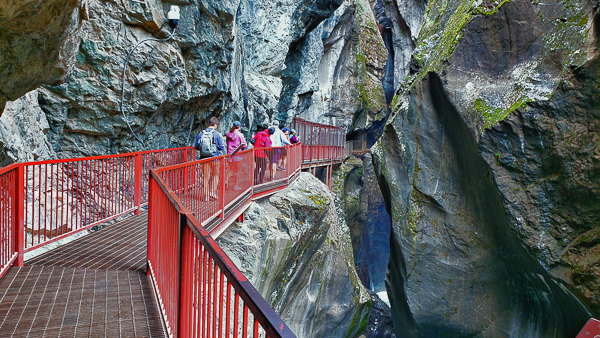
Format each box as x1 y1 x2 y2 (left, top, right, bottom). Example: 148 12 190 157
291 129 296 134
268 127 276 135
282 127 289 132
233 121 241 127
272 120 279 126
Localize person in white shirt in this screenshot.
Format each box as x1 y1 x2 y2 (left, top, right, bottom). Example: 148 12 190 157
269 120 291 180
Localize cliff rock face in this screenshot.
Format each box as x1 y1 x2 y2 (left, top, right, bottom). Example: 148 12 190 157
216 173 371 338
371 0 600 335
279 0 388 131
479 56 600 312
1 0 393 160
0 0 81 112
332 154 391 293
0 90 56 165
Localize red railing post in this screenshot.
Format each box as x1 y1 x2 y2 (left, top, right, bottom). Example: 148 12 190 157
251 148 255 189
176 213 189 338
146 172 154 276
183 151 189 198
14 164 24 266
134 152 142 215
219 157 225 219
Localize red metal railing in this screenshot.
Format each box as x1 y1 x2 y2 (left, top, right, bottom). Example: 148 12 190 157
0 117 343 337
0 147 196 255
141 147 196 206
0 164 18 280
156 144 302 230
291 118 345 165
148 165 296 338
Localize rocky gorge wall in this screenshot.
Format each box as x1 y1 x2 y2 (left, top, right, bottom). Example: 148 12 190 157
0 0 394 163
370 0 600 335
216 173 372 338
3 0 600 336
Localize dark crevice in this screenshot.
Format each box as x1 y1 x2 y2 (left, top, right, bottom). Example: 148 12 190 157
381 26 396 105
427 71 594 336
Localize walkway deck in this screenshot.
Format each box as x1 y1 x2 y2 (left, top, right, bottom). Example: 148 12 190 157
0 213 166 337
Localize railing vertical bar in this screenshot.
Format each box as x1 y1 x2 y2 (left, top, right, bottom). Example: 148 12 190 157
1 173 4 265
213 263 218 337
253 317 259 338
15 164 24 266
59 163 64 236
243 304 248 338
92 160 97 225
202 247 207 337
226 280 231 338
234 292 239 338
219 270 224 338
85 160 89 228
207 255 213 338
23 165 27 251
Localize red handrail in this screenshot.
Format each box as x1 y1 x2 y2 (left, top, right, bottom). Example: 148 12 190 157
0 164 18 279
291 118 345 165
148 145 301 337
0 117 344 337
13 147 196 253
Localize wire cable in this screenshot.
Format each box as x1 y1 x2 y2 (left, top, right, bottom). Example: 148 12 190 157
119 27 177 144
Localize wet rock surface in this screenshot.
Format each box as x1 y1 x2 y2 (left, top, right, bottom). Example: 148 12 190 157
479 58 600 312
373 73 594 337
332 154 391 293
216 173 371 338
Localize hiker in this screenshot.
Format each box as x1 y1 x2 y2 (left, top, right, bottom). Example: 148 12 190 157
253 126 272 185
290 129 299 144
195 117 225 200
269 121 291 180
226 121 247 191
278 127 291 171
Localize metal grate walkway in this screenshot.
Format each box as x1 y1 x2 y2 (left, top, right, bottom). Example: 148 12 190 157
0 213 166 337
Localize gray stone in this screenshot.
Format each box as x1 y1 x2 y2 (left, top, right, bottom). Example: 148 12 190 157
0 90 56 165
217 173 371 338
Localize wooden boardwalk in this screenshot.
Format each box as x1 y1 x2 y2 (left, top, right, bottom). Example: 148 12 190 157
0 213 166 337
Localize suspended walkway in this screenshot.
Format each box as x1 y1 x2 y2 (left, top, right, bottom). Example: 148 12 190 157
0 120 345 337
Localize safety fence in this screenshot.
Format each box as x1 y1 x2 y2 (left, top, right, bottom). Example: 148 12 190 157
0 164 18 280
148 145 303 337
0 146 195 277
0 119 342 336
156 144 302 231
291 118 345 165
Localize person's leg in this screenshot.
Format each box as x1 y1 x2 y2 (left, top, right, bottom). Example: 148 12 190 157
203 160 211 201
213 159 220 197
254 155 260 185
259 157 267 184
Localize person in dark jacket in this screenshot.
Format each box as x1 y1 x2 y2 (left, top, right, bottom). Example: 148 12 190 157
195 117 225 201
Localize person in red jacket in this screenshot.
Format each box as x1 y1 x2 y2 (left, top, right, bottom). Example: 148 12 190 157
253 127 273 184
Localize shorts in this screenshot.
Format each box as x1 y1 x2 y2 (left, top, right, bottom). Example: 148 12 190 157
270 149 281 163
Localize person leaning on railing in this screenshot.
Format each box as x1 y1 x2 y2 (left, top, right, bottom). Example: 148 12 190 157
195 117 225 201
226 121 247 191
269 121 291 181
278 127 291 171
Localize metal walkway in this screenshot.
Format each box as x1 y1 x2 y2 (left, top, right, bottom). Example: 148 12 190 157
0 213 166 337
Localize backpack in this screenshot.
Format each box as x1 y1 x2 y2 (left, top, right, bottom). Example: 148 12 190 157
196 129 217 157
